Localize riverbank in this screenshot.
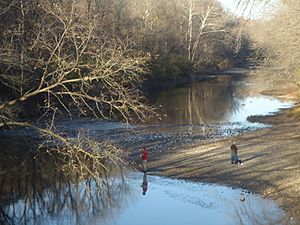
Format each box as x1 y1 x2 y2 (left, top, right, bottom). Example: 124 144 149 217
145 77 300 221
142 67 246 96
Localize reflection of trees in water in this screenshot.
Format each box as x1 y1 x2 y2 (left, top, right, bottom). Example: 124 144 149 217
157 77 240 125
0 152 131 225
229 197 292 225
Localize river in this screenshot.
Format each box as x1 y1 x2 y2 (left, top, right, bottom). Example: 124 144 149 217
56 75 292 153
0 75 294 225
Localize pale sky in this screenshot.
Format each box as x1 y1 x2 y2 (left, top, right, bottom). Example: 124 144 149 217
218 0 239 11
218 0 280 19
218 0 263 18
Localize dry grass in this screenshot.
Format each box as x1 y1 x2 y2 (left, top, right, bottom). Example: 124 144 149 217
286 105 300 120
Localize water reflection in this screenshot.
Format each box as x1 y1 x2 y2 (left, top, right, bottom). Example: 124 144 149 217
156 76 238 125
0 152 292 225
102 173 291 225
155 76 292 126
141 172 148 196
0 152 131 225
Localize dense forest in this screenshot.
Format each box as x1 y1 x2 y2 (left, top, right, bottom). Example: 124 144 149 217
0 0 243 123
0 0 300 175
246 0 300 80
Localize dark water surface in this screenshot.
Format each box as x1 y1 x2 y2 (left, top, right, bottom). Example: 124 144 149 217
54 75 293 152
154 76 292 129
56 75 293 141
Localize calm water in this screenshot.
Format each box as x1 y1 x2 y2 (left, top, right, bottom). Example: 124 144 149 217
53 76 293 145
0 75 295 225
154 76 292 129
53 76 293 139
99 172 290 225
1 170 290 225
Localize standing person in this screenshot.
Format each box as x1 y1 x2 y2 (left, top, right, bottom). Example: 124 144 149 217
230 144 242 164
140 146 148 172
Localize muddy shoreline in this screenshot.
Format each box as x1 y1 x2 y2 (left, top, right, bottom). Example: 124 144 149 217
140 78 300 222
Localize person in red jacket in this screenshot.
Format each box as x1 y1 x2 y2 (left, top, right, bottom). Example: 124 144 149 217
140 146 148 172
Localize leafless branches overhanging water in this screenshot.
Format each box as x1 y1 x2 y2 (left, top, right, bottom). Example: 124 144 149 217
0 0 153 185
0 148 132 225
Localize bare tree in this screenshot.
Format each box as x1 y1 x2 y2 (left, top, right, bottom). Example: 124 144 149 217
0 1 151 124
191 5 226 61
246 0 300 81
0 0 152 178
182 0 227 63
183 0 196 61
233 0 278 18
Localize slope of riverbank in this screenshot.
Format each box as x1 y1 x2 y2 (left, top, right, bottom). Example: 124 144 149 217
146 77 300 221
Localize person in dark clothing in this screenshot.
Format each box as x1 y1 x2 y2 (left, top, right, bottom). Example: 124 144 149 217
230 144 242 164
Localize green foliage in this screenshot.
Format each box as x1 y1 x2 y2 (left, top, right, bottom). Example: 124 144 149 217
150 55 193 80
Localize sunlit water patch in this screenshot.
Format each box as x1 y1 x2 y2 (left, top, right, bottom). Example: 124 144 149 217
54 94 293 148
98 172 290 225
153 77 293 136
53 76 294 146
2 172 294 225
